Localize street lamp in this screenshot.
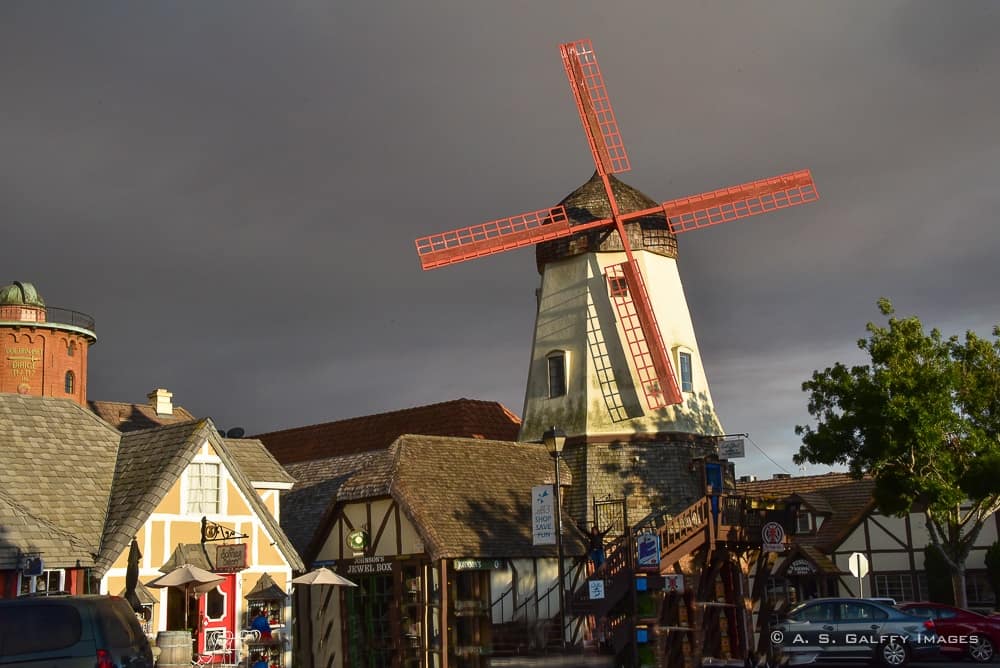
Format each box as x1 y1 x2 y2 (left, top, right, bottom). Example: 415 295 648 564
542 426 567 650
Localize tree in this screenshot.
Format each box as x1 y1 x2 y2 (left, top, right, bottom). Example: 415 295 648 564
794 298 1000 608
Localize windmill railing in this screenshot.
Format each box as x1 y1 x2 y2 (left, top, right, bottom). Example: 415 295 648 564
0 305 96 333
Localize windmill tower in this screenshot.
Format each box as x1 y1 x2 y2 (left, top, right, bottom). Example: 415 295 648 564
414 40 817 524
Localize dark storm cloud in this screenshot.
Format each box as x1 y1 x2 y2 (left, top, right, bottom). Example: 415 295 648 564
2 1 998 476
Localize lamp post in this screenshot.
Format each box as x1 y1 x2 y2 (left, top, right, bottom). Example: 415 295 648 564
542 426 567 650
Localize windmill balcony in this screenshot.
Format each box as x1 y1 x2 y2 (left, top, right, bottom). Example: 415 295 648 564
0 305 96 334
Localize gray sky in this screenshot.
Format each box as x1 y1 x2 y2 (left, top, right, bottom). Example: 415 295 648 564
2 1 998 478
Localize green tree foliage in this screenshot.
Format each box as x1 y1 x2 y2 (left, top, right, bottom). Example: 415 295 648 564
985 542 1000 610
795 299 1000 607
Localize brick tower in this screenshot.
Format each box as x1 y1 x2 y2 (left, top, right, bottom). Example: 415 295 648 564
0 281 96 406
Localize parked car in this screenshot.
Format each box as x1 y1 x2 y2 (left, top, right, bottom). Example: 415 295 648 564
866 597 898 607
771 597 937 666
897 601 1000 663
0 595 153 667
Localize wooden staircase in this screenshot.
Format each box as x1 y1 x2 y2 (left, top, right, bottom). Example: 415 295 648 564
566 493 774 665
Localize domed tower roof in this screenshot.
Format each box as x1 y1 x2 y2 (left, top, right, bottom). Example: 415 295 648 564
0 281 45 308
535 172 677 273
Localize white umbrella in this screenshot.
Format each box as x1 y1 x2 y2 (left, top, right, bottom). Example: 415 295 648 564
291 567 357 587
148 564 225 628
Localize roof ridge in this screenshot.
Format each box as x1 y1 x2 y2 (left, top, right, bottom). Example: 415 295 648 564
253 398 518 437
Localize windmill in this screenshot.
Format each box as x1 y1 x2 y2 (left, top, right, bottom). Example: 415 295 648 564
414 40 818 439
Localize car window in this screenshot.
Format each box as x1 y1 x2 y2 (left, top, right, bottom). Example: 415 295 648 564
0 603 82 655
839 603 888 621
793 603 835 622
905 607 932 618
937 608 957 619
98 600 140 647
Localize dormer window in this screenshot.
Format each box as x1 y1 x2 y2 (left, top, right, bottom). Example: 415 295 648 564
547 352 566 398
796 511 813 534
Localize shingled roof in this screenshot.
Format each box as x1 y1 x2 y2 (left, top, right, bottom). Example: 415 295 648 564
283 435 584 564
97 419 304 575
224 438 295 486
0 394 121 569
737 472 876 552
255 398 522 465
89 399 196 432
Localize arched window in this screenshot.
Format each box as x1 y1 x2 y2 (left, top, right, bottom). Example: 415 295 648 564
67 340 75 357
547 351 566 398
64 371 75 394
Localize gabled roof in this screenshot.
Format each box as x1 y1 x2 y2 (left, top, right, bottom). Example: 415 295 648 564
0 393 121 568
282 434 586 565
97 419 304 575
89 400 197 432
281 450 391 558
391 435 585 561
255 398 521 465
737 472 876 552
224 438 294 486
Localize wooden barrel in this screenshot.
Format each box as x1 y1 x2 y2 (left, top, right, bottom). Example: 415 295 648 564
155 631 192 668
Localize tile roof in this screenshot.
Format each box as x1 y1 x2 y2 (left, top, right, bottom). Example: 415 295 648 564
224 438 295 486
737 472 876 552
255 398 522 465
282 434 586 565
89 400 196 432
0 393 121 568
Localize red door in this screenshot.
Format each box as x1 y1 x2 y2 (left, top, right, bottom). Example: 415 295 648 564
199 574 237 662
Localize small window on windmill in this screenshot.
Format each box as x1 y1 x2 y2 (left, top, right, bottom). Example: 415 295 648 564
64 371 75 394
678 352 693 393
547 352 566 398
607 274 628 297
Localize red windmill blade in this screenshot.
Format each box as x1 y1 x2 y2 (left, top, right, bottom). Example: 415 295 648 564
412 39 820 414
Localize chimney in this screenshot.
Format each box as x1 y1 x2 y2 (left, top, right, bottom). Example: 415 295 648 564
772 473 792 480
148 388 173 416
738 475 757 483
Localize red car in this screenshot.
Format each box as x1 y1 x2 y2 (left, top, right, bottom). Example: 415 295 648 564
898 602 1000 663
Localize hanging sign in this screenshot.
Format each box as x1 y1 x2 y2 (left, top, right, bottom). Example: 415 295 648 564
761 521 785 553
719 439 746 458
636 533 660 567
454 559 507 571
589 580 606 600
787 558 815 575
214 544 247 572
532 485 556 546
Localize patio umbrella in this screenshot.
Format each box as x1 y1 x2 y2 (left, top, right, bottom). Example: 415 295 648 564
123 537 143 613
291 567 357 587
147 564 224 629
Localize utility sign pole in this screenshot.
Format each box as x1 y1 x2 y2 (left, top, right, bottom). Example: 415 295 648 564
848 551 869 597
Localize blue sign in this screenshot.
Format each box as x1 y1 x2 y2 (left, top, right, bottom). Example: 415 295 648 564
636 532 660 567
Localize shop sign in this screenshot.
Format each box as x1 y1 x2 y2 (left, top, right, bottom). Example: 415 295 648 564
453 558 507 571
665 574 683 592
762 521 785 553
589 580 605 600
214 544 247 572
531 484 556 546
787 558 814 575
636 533 660 567
345 555 393 575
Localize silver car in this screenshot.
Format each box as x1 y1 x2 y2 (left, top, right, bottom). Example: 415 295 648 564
771 598 938 666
